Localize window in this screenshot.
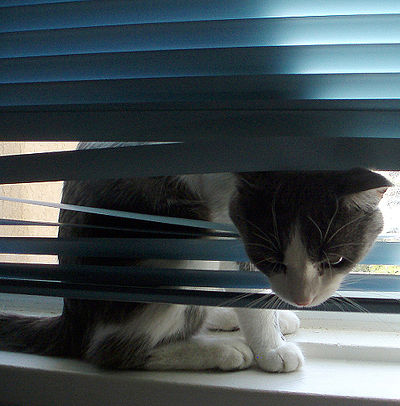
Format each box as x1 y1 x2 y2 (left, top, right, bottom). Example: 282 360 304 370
1 2 400 404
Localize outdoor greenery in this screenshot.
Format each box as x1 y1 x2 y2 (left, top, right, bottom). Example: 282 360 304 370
354 264 400 275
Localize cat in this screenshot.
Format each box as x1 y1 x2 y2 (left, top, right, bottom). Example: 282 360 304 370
0 142 392 373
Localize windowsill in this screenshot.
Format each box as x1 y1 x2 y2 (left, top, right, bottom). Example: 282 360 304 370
1 300 400 406
0 347 399 406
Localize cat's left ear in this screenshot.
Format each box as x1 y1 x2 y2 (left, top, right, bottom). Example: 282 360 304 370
338 168 393 210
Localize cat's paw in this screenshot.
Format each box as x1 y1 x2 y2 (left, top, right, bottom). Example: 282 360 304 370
206 308 240 332
278 311 300 335
215 339 254 371
255 343 304 373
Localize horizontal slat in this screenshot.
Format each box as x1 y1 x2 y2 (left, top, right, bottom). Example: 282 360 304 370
4 45 400 83
0 263 268 289
2 102 400 141
1 1 86 8
0 199 397 264
0 237 247 261
0 263 398 292
3 15 400 58
0 237 397 265
0 218 235 237
0 278 398 313
0 196 236 233
0 138 400 184
363 242 400 266
3 73 400 107
2 0 400 33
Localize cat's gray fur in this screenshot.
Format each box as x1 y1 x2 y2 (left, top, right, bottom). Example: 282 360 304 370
0 142 392 372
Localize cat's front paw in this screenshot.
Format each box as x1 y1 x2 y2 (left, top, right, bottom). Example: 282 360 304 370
255 343 304 373
278 311 300 335
216 339 254 371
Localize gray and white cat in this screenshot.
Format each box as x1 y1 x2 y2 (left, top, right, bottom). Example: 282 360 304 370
0 142 392 373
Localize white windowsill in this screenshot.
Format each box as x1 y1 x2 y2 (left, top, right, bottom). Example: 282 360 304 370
1 295 400 406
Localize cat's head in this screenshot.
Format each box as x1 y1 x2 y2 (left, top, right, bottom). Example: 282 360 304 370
229 168 392 307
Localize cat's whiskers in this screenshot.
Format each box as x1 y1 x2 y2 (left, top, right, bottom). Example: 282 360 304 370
326 213 366 245
327 296 347 312
259 294 279 310
306 216 323 243
244 242 277 253
329 242 365 249
339 273 368 288
240 216 280 252
246 293 275 309
337 293 400 333
253 257 278 267
336 293 370 314
273 296 285 310
322 250 334 281
323 198 339 242
252 231 280 252
271 187 282 250
217 292 258 308
238 216 269 239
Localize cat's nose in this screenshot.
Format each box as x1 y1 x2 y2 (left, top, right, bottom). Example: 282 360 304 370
294 299 311 307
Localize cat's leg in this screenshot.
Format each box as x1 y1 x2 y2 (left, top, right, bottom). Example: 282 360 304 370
235 308 304 373
85 304 207 369
278 310 300 335
144 335 253 371
205 307 240 331
206 308 300 335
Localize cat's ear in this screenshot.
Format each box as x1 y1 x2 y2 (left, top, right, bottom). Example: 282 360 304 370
337 168 392 210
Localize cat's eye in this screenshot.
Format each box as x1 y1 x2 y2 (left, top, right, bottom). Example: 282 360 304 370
330 256 343 265
321 255 344 267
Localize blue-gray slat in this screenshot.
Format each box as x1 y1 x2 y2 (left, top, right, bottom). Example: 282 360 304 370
0 263 399 292
0 279 398 313
3 15 400 59
3 16 400 59
1 102 400 141
4 46 400 83
3 74 400 106
3 1 400 33
0 139 399 184
0 238 397 265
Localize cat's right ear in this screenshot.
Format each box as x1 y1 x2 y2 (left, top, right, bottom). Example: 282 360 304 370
337 168 393 210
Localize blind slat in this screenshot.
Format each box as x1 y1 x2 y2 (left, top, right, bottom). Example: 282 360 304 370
0 196 236 232
0 238 397 265
0 237 248 261
3 73 400 107
0 263 399 292
0 218 235 237
0 279 398 313
4 45 400 84
0 138 399 184
3 0 400 33
0 263 269 289
3 15 400 59
2 104 400 141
